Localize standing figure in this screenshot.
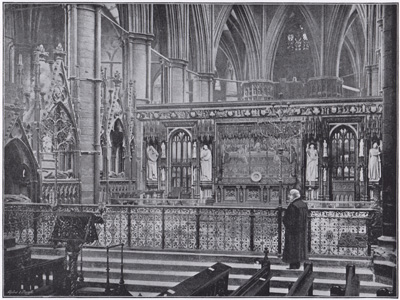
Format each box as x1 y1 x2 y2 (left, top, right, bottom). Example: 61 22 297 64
282 189 308 269
200 145 212 181
146 145 159 180
359 139 364 157
306 143 319 183
161 142 166 158
368 142 381 182
192 142 197 159
323 140 328 157
160 168 166 182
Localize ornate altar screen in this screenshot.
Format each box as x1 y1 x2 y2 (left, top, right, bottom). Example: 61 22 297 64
216 122 303 206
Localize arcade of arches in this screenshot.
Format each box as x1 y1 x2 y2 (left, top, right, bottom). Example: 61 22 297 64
3 3 397 288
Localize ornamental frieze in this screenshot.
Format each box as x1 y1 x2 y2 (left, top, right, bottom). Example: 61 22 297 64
136 102 382 121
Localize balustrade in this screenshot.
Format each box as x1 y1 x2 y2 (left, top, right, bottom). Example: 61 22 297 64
100 180 135 199
5 203 374 257
42 180 80 204
306 77 343 98
241 81 276 101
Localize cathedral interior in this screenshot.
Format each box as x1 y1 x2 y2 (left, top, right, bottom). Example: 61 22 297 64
3 3 398 297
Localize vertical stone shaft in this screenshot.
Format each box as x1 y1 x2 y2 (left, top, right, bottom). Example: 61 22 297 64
381 5 397 238
93 7 102 203
68 4 100 203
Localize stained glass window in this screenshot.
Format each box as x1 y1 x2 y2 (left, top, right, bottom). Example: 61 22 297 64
287 24 309 52
170 130 192 192
331 127 356 180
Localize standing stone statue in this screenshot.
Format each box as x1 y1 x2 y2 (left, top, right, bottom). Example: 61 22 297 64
359 139 364 157
323 140 328 157
306 143 318 184
160 168 166 182
161 142 166 158
192 142 197 159
200 145 212 181
146 145 159 180
368 142 381 182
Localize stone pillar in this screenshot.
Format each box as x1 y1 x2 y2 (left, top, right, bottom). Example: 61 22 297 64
170 58 187 103
373 4 397 285
197 73 213 102
371 64 379 96
120 4 153 105
67 4 101 204
122 33 153 104
166 4 189 103
365 65 372 96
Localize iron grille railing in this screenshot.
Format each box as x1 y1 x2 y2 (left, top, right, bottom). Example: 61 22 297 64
4 203 374 257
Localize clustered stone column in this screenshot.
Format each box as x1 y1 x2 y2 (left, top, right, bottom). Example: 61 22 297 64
67 4 102 203
373 4 397 285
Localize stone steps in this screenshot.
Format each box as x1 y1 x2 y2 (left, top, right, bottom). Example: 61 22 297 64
32 247 389 297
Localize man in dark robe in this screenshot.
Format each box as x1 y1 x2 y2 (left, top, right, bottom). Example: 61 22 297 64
282 189 308 269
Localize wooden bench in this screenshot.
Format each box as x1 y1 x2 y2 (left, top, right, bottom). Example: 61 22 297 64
231 248 273 296
286 261 314 296
230 261 273 296
4 257 66 296
377 267 396 296
158 262 231 296
331 264 360 296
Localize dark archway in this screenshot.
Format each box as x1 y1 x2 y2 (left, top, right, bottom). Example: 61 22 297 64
4 138 39 202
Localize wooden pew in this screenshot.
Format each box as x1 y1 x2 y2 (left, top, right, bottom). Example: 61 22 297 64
330 264 360 296
158 262 231 296
230 248 273 296
286 261 314 296
230 261 273 296
377 267 397 296
4 257 66 296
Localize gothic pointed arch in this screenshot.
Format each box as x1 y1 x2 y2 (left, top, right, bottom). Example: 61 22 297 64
323 5 353 76
41 102 78 177
214 5 261 80
5 113 39 202
214 5 234 51
110 118 126 175
235 5 261 79
338 6 366 95
266 5 320 81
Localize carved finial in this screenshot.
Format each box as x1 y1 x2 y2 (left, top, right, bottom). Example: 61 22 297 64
33 44 49 63
113 71 122 87
114 70 121 81
54 43 66 61
101 67 107 81
55 43 63 52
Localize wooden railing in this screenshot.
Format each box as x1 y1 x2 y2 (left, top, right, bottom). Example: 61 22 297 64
158 262 231 296
4 203 374 257
4 257 66 296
